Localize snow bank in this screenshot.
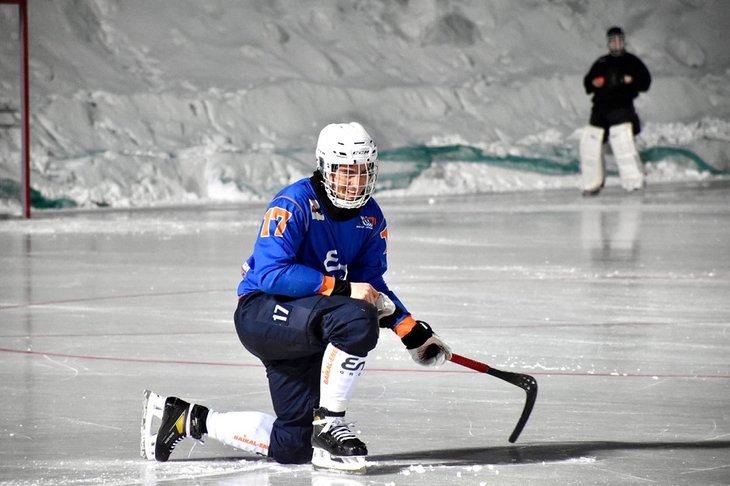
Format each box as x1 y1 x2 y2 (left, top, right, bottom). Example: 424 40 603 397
0 0 728 212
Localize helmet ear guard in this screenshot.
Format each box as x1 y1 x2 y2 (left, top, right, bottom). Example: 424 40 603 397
315 122 379 209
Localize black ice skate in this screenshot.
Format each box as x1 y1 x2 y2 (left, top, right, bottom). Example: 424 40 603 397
140 390 207 462
311 407 367 473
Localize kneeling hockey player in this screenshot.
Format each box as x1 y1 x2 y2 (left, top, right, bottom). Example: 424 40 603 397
580 26 651 195
142 122 452 473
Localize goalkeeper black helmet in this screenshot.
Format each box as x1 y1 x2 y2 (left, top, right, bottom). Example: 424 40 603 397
606 26 625 56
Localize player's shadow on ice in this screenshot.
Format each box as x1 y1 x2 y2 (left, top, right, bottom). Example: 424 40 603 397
367 440 730 475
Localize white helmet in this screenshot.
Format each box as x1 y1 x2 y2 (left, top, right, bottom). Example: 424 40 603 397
316 122 378 209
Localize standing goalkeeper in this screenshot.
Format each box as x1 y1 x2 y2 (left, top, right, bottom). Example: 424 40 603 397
580 26 652 195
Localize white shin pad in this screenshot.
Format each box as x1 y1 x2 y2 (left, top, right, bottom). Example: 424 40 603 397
206 410 275 457
609 123 644 191
319 343 366 413
579 125 606 193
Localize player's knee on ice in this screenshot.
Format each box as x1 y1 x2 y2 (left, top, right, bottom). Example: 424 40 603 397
269 424 315 464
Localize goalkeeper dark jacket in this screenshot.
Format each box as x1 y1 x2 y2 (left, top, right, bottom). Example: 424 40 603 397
583 51 651 110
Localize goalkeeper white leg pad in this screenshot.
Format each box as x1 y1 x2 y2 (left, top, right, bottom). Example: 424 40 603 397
609 122 644 192
579 125 606 194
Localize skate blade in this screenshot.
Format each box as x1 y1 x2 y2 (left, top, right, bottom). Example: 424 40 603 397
140 389 165 460
312 447 367 474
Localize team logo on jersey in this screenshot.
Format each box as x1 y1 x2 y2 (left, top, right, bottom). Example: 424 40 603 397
357 215 376 229
309 199 324 221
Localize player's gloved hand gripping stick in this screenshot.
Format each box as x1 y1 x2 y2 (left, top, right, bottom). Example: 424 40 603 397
376 293 451 366
377 293 538 443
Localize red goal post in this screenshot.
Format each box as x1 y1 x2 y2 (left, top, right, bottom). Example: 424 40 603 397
1 0 30 218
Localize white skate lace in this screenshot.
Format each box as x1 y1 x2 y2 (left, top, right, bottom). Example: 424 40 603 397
169 435 183 451
313 417 358 442
187 409 206 444
167 434 203 458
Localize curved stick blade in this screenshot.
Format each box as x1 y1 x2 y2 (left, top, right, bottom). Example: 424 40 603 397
486 367 537 442
508 374 537 443
445 355 538 443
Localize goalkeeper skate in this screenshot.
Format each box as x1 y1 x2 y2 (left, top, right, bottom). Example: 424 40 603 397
140 390 207 462
311 407 368 473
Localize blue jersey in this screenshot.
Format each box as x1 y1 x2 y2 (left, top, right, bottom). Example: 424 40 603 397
238 177 410 329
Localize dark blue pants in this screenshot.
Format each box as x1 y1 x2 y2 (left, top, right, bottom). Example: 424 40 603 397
234 292 379 464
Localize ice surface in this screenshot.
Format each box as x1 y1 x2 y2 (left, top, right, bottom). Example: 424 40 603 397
1 181 728 485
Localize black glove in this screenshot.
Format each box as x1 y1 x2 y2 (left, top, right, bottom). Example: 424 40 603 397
401 320 452 367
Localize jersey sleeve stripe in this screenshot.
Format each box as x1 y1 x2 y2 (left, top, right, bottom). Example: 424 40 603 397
319 275 335 296
393 315 417 337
